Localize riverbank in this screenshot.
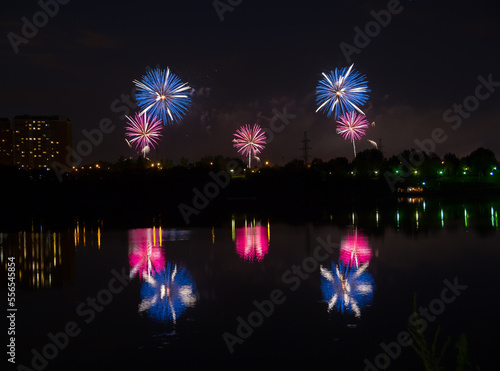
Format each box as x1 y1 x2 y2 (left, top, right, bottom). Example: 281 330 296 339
2 166 499 231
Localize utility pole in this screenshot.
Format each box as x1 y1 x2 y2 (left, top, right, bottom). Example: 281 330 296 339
301 131 311 165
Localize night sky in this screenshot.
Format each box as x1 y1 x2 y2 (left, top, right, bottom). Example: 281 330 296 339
2 0 499 165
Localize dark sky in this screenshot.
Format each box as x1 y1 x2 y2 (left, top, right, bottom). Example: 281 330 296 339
1 0 499 165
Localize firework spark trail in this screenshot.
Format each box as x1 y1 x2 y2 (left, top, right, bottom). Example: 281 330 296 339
316 64 370 120
125 112 163 157
336 111 370 158
134 68 191 125
232 124 267 168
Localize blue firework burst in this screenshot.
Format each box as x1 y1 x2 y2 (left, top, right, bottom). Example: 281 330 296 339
134 68 191 125
315 64 370 120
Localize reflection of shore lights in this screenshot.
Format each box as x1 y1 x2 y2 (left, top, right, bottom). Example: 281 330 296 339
441 209 444 228
464 208 468 228
231 216 235 241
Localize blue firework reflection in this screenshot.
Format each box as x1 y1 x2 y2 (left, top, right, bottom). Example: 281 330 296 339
139 262 196 324
320 261 374 318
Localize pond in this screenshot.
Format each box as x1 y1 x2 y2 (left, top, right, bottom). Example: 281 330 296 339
2 196 499 370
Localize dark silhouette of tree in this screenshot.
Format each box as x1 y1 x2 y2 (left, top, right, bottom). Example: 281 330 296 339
465 148 497 176
443 153 460 177
327 157 349 177
352 149 384 177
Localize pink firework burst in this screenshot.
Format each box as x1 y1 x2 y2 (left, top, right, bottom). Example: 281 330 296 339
336 112 369 157
125 112 163 157
232 124 266 168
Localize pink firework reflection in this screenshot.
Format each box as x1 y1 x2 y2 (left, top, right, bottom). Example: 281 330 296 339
235 223 269 262
128 228 165 280
339 229 372 268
